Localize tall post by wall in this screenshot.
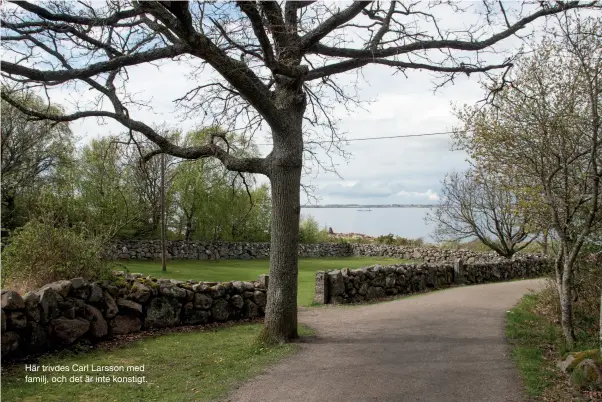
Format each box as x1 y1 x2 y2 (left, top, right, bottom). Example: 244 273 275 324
314 271 329 304
453 259 464 284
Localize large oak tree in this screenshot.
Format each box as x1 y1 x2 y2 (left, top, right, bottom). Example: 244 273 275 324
1 0 596 343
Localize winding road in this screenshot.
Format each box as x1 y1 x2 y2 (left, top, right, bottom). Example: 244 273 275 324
229 279 544 402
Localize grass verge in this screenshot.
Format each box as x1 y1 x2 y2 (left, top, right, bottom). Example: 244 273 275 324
120 257 409 306
506 292 563 398
1 324 314 402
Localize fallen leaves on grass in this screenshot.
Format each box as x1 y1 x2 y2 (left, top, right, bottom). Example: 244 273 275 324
584 390 602 401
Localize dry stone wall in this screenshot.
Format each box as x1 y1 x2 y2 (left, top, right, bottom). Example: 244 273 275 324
349 244 502 263
314 256 550 304
106 240 351 260
106 240 526 263
1 273 269 361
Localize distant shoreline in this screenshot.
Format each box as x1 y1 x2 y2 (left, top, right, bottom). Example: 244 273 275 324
301 204 437 209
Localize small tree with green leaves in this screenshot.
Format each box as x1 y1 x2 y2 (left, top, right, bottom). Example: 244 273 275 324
453 16 601 347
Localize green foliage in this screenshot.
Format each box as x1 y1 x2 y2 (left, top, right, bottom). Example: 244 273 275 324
77 138 137 237
168 128 271 242
454 19 601 345
375 234 396 244
1 90 74 234
2 125 273 244
582 233 602 255
453 20 601 258
438 240 467 250
1 218 113 292
375 233 424 247
298 215 330 244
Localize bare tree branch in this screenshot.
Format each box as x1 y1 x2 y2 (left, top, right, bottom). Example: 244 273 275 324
300 1 372 51
11 0 142 26
1 91 266 175
1 45 188 83
307 1 598 58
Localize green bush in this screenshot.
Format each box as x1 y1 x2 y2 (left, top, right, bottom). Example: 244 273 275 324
375 233 396 245
1 219 113 292
375 233 424 247
299 215 329 244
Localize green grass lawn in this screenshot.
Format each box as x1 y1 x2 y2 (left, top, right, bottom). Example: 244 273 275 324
1 324 315 402
118 257 406 306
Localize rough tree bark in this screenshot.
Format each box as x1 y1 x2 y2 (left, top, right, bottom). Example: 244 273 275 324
184 212 194 241
561 261 576 345
1 0 596 344
264 166 302 341
261 84 305 341
160 153 167 272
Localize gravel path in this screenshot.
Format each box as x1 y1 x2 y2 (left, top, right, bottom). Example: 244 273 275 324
229 279 544 402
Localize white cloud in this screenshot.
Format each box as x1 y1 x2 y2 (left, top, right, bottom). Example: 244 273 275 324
397 189 439 201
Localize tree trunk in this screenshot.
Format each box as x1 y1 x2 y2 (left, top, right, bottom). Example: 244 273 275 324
184 212 193 241
541 230 548 255
185 224 192 241
161 153 167 272
262 165 302 344
554 246 564 297
599 290 601 358
560 259 576 349
259 82 305 344
2 194 17 234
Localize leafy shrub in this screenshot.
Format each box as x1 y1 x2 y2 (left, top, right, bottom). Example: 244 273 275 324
1 218 113 292
375 233 424 247
299 215 329 244
375 233 396 245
